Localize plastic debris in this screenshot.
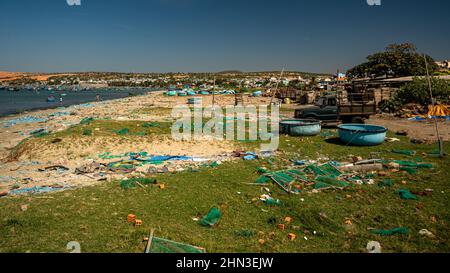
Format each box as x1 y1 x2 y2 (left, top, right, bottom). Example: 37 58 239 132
378 179 394 188
108 161 137 173
142 122 160 128
200 207 222 227
260 194 282 205
419 229 435 238
2 116 48 128
8 186 68 196
392 149 417 156
397 189 418 200
83 129 93 136
370 227 409 236
146 236 205 253
243 152 257 161
120 178 157 189
79 117 94 125
367 241 382 253
115 128 130 135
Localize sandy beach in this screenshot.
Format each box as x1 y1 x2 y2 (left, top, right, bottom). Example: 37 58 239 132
0 92 274 192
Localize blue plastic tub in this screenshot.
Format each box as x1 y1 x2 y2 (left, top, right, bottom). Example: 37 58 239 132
337 124 387 146
280 119 322 136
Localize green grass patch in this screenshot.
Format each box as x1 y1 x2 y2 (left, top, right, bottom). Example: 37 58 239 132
1 130 449 253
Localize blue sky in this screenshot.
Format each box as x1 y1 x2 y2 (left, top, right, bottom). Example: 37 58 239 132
0 0 449 73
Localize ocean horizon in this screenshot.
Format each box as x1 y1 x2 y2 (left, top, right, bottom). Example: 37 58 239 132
0 88 157 117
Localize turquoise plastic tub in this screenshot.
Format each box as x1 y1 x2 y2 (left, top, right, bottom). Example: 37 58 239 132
280 119 322 136
338 124 387 146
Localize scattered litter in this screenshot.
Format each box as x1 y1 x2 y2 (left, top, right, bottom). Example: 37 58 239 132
142 122 160 128
2 116 48 128
386 137 400 143
83 129 93 136
79 117 94 125
243 152 257 161
397 189 418 200
419 229 435 238
108 161 137 173
145 235 205 253
392 149 417 156
75 162 107 175
115 128 130 135
39 165 69 173
127 214 136 223
370 227 409 236
200 207 222 227
120 178 157 190
8 186 68 196
378 179 394 188
287 233 297 241
367 241 382 253
260 194 282 205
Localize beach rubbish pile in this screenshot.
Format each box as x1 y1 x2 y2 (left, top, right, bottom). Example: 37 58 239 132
255 157 433 194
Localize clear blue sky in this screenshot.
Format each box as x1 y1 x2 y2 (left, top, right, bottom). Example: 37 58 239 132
0 0 449 73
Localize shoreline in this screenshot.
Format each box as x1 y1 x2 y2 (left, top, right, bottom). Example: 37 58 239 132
0 90 166 120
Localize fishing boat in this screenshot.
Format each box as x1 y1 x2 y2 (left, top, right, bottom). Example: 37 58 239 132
47 95 56 103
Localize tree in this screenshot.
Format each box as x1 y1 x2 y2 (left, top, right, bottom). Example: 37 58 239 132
347 43 438 79
382 77 450 112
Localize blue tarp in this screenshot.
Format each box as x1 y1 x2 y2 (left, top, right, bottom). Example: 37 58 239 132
2 116 48 127
135 155 193 162
8 186 68 196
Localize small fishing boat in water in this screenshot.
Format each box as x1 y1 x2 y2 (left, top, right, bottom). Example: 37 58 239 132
47 95 56 103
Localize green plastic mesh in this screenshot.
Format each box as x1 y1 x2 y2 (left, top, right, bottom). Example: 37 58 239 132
305 163 341 177
149 237 205 253
397 189 418 200
80 117 94 125
200 207 222 227
314 176 350 188
115 128 130 135
371 227 409 236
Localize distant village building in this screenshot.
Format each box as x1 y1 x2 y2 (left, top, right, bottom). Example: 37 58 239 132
436 60 450 70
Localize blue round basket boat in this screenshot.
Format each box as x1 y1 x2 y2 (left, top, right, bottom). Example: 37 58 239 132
337 124 387 146
280 119 322 136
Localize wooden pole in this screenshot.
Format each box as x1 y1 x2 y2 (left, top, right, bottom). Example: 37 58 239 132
212 76 216 107
144 229 155 254
423 54 444 157
270 68 285 105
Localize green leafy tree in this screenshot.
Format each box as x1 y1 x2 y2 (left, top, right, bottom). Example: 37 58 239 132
383 77 450 111
348 43 438 79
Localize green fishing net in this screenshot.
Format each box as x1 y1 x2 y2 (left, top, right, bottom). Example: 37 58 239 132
200 207 222 227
